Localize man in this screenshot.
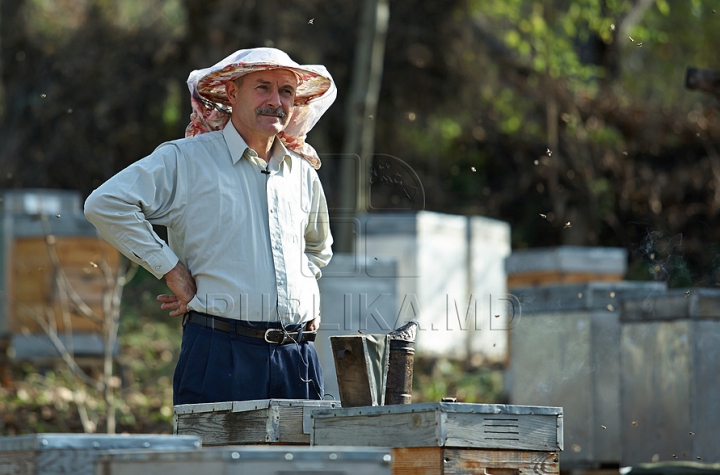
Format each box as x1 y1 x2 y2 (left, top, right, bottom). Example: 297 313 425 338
84 48 336 405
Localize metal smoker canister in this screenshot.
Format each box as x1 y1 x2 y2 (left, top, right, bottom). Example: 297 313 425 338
384 321 418 405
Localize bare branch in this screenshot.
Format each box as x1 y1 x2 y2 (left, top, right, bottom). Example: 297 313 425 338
18 304 102 391
38 214 103 325
618 0 655 40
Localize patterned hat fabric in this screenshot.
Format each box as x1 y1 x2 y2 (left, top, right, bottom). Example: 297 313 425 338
185 48 337 169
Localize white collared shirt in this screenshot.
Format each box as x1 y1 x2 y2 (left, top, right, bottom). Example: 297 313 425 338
84 122 333 325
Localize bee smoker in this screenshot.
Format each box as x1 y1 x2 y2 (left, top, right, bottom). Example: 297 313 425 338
384 321 418 405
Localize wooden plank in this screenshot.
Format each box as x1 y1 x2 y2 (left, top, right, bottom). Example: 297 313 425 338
37 449 107 475
277 405 308 444
98 459 227 475
692 320 720 458
508 271 622 289
510 312 590 458
330 336 377 407
443 448 559 475
590 310 621 463
0 451 36 474
176 409 271 446
445 413 559 451
392 447 442 475
176 400 339 446
10 237 120 334
620 321 693 466
312 410 440 447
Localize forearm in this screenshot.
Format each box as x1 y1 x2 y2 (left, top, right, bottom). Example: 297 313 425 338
84 146 185 278
85 191 179 278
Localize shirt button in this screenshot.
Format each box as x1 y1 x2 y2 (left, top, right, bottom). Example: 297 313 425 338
155 266 161 271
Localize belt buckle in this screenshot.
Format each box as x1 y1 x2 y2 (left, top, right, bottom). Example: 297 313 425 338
264 328 286 344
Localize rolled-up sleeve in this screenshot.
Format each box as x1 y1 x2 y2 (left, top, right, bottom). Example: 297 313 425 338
304 173 333 279
84 144 187 279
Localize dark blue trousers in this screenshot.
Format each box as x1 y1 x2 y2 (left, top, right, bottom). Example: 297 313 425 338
172 316 324 405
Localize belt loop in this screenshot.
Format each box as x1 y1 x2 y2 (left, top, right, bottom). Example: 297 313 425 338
182 313 189 328
210 315 215 330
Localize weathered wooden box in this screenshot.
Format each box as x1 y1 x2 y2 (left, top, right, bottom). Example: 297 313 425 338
508 281 666 469
311 402 563 452
0 190 121 362
95 446 393 475
174 399 340 446
392 447 559 475
0 434 201 475
620 289 720 465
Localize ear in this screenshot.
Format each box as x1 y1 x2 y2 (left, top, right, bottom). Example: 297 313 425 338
225 80 238 107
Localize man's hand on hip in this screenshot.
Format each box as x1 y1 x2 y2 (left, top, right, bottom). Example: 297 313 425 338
305 316 320 332
157 261 197 317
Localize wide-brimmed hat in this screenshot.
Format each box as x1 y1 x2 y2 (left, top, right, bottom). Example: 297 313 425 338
194 48 332 106
185 48 337 169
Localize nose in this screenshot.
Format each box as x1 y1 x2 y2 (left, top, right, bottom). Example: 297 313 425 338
266 87 281 108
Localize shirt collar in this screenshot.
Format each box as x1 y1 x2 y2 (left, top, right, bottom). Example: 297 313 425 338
272 138 293 172
222 121 293 171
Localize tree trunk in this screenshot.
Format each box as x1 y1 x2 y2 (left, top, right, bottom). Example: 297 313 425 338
336 0 389 252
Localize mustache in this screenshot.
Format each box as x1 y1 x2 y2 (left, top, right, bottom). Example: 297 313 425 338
255 107 287 118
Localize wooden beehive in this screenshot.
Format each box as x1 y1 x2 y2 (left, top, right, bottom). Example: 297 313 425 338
357 211 512 362
174 399 341 446
0 434 201 475
0 189 121 362
311 402 563 475
311 402 563 451
505 246 627 289
508 281 666 470
620 289 720 465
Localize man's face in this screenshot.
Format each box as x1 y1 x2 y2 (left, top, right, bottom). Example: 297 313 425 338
226 69 297 140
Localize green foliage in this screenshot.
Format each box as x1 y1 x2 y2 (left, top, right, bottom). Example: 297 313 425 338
621 2 719 106
162 81 183 131
23 0 186 45
470 0 624 84
412 356 505 404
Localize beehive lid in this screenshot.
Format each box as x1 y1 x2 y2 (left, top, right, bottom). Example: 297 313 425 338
311 402 563 451
173 398 339 415
505 246 628 275
0 434 201 452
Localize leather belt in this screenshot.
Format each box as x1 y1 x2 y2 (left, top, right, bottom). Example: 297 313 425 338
185 312 316 345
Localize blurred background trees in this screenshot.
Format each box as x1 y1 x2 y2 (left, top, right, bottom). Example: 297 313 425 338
1 0 718 284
